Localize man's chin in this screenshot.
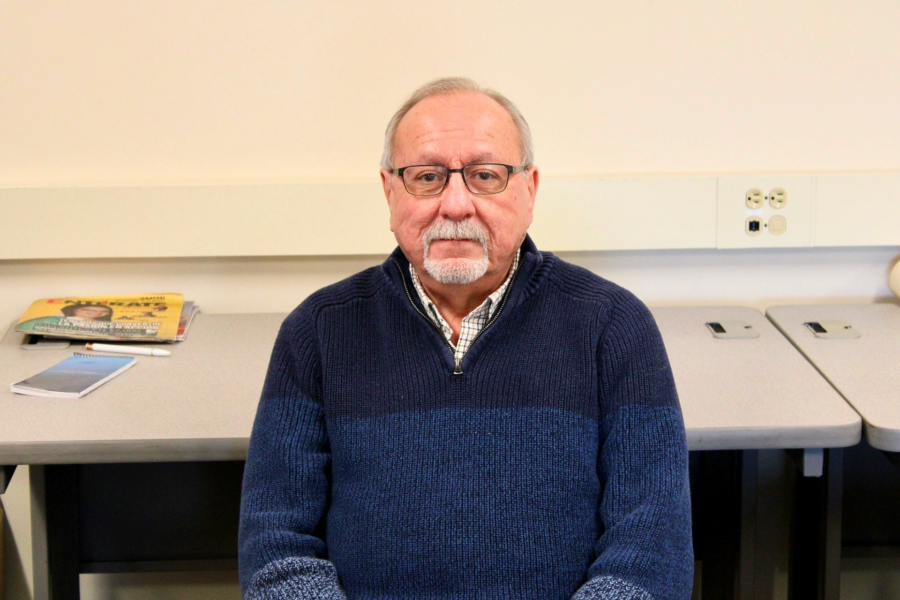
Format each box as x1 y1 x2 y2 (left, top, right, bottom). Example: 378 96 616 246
423 257 489 285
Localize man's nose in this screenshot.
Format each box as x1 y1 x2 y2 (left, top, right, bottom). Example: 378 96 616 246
438 172 476 220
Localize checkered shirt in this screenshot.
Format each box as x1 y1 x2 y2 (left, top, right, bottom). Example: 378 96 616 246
410 250 520 367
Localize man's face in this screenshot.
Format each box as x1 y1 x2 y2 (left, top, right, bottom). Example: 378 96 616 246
381 91 538 286
72 306 111 320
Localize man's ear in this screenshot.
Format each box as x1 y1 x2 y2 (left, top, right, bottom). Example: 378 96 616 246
381 169 395 231
523 166 539 228
381 169 394 200
528 166 540 199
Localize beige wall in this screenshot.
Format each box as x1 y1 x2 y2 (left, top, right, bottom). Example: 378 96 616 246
3 2 900 599
3 1 900 186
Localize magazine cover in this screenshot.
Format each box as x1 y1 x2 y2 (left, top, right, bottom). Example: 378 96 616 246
15 294 184 342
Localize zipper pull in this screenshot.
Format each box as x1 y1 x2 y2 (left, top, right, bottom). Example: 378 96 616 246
453 357 463 375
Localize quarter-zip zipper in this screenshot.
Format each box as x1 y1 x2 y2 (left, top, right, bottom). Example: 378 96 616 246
393 259 460 372
468 263 520 348
393 258 521 375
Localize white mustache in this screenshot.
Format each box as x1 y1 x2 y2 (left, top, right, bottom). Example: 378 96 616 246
422 220 489 255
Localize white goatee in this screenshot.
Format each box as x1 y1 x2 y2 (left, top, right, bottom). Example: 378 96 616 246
422 220 490 285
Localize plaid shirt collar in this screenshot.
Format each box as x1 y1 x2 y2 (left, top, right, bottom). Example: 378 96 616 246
410 249 520 356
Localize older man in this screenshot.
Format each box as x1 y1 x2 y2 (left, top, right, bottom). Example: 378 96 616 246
239 78 693 600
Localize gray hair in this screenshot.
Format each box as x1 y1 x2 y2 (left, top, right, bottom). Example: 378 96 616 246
380 77 534 172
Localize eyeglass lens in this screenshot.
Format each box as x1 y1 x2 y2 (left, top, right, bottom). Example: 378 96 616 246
402 164 511 196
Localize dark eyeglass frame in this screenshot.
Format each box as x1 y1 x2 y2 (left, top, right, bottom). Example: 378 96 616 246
394 163 527 196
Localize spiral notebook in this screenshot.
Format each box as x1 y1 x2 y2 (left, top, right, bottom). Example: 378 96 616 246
10 353 136 398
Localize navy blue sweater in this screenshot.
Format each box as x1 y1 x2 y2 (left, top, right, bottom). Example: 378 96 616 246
239 237 693 599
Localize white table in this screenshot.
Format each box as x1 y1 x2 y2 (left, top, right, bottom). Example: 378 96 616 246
652 306 861 600
653 306 860 453
0 313 283 464
0 307 865 600
767 303 900 600
766 304 900 451
0 313 284 600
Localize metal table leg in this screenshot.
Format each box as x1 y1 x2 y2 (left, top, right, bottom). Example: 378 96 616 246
0 465 16 494
30 465 81 600
788 448 842 600
695 449 758 600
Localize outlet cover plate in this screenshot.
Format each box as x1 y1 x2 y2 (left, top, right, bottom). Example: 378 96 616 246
717 176 813 249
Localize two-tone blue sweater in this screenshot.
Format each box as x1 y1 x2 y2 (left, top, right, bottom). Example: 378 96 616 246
239 236 693 599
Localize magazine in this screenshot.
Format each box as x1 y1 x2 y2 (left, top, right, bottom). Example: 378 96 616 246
177 301 200 341
15 294 185 342
10 353 136 399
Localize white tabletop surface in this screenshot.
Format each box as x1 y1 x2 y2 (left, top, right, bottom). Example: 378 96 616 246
651 306 861 451
766 303 900 452
0 313 285 464
1 307 866 464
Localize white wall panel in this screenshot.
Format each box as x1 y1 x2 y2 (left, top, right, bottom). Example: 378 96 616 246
0 178 719 260
531 178 717 251
816 175 900 247
0 184 394 260
8 174 900 260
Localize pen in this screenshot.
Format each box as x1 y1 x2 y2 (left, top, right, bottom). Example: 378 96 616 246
86 343 171 357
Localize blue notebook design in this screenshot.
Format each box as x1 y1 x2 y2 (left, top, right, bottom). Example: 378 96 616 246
11 352 136 398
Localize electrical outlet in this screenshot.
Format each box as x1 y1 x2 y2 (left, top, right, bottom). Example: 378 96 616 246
746 188 764 209
769 188 787 209
717 176 813 248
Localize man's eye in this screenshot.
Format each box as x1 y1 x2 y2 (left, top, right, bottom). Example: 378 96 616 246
471 170 499 181
416 171 445 183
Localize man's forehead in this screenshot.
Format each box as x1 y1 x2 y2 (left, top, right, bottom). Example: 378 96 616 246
393 91 520 163
406 89 507 116
412 151 497 164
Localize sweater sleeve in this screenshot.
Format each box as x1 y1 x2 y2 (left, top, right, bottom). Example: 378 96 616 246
238 312 347 600
572 294 694 600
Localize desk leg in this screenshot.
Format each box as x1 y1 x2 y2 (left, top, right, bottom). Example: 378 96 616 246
1 465 16 494
30 466 81 600
788 448 842 600
697 450 758 600
738 450 758 600
30 466 50 600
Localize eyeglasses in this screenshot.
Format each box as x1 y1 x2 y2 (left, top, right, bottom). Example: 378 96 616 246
394 163 526 196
